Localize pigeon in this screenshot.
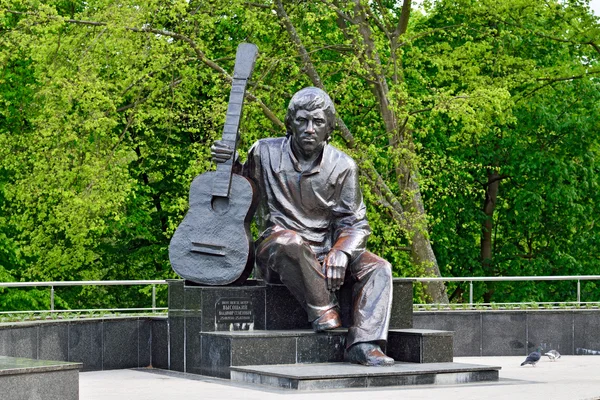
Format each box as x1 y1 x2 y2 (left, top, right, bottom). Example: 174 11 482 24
544 350 561 361
521 350 541 366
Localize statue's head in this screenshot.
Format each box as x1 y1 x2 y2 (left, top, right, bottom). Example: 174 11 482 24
285 87 336 142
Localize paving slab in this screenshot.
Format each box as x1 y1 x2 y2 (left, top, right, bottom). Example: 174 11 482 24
80 356 600 400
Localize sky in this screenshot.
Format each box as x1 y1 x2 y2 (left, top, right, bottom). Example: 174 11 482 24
589 0 600 15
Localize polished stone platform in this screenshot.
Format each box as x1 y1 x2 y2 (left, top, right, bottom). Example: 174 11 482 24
168 278 415 375
0 356 82 400
230 361 501 390
199 328 453 379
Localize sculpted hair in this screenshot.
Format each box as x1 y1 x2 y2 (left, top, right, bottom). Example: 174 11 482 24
285 87 337 140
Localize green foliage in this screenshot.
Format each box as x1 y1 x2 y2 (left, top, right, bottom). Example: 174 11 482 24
0 0 599 308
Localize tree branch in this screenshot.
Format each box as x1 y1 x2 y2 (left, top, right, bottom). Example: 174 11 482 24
521 69 600 99
360 167 408 229
363 3 391 37
318 0 355 25
498 18 600 57
393 0 411 39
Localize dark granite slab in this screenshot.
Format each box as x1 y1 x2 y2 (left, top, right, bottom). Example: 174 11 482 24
168 278 413 333
297 333 345 363
168 316 185 372
200 334 231 378
387 329 453 363
138 319 152 367
390 279 414 329
38 323 68 362
68 321 103 371
0 326 38 359
229 336 297 366
574 311 600 355
185 315 203 375
151 318 169 369
103 319 140 370
230 361 500 390
482 312 527 356
197 328 453 378
0 356 81 400
413 312 481 356
167 279 185 311
527 311 574 355
264 284 310 330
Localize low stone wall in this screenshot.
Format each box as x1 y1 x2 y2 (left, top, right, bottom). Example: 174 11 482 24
413 309 600 357
0 316 168 371
1 308 598 372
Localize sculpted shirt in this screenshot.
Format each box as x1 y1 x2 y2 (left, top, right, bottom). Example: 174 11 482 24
243 137 371 261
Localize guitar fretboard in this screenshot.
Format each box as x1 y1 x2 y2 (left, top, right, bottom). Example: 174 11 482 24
212 43 257 198
212 79 248 198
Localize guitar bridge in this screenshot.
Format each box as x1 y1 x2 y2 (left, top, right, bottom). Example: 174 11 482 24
191 242 226 256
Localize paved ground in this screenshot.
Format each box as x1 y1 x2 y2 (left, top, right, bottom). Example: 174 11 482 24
80 356 600 400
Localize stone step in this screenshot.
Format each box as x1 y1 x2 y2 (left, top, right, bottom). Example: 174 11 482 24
230 361 501 390
387 328 454 363
0 356 82 400
199 328 453 378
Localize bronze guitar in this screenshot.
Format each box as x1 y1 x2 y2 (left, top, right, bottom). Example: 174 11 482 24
169 43 258 285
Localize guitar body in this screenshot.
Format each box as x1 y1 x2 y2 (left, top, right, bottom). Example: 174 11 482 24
169 172 257 285
169 42 259 285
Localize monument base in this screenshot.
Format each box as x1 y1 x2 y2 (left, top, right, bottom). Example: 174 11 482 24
231 362 500 390
167 279 501 387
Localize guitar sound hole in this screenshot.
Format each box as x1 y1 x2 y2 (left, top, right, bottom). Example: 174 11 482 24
211 196 230 214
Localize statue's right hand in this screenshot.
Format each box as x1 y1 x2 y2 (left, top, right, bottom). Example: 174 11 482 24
211 140 234 164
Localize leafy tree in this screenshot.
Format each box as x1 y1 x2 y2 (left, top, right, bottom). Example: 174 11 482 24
414 0 600 302
0 0 598 309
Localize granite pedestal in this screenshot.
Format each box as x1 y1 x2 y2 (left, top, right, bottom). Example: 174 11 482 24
167 278 500 387
167 278 414 374
0 356 81 400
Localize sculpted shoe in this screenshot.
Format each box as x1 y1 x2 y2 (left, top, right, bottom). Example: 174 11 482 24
312 308 342 332
344 342 395 366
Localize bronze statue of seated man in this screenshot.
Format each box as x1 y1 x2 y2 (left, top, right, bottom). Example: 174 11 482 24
212 87 394 366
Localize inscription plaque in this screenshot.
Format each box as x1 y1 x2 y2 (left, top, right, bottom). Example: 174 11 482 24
216 298 254 324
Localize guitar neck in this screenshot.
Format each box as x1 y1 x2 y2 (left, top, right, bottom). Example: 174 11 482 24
212 43 257 198
212 78 248 198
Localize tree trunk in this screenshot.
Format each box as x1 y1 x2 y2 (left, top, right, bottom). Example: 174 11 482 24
481 169 500 302
409 180 449 303
352 1 448 303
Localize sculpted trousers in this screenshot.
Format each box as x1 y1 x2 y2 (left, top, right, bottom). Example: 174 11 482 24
255 229 393 348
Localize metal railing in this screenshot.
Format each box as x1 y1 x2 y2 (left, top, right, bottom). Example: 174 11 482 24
0 275 599 316
412 275 600 310
0 280 168 315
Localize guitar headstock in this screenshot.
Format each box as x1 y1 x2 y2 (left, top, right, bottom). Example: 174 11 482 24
233 43 259 81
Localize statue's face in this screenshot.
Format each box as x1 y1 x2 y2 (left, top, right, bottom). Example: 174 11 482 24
290 108 329 158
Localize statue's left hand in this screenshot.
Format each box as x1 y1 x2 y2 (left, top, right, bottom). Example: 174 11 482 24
324 249 349 291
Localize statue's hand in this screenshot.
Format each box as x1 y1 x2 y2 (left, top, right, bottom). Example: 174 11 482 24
211 140 235 164
324 249 349 291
